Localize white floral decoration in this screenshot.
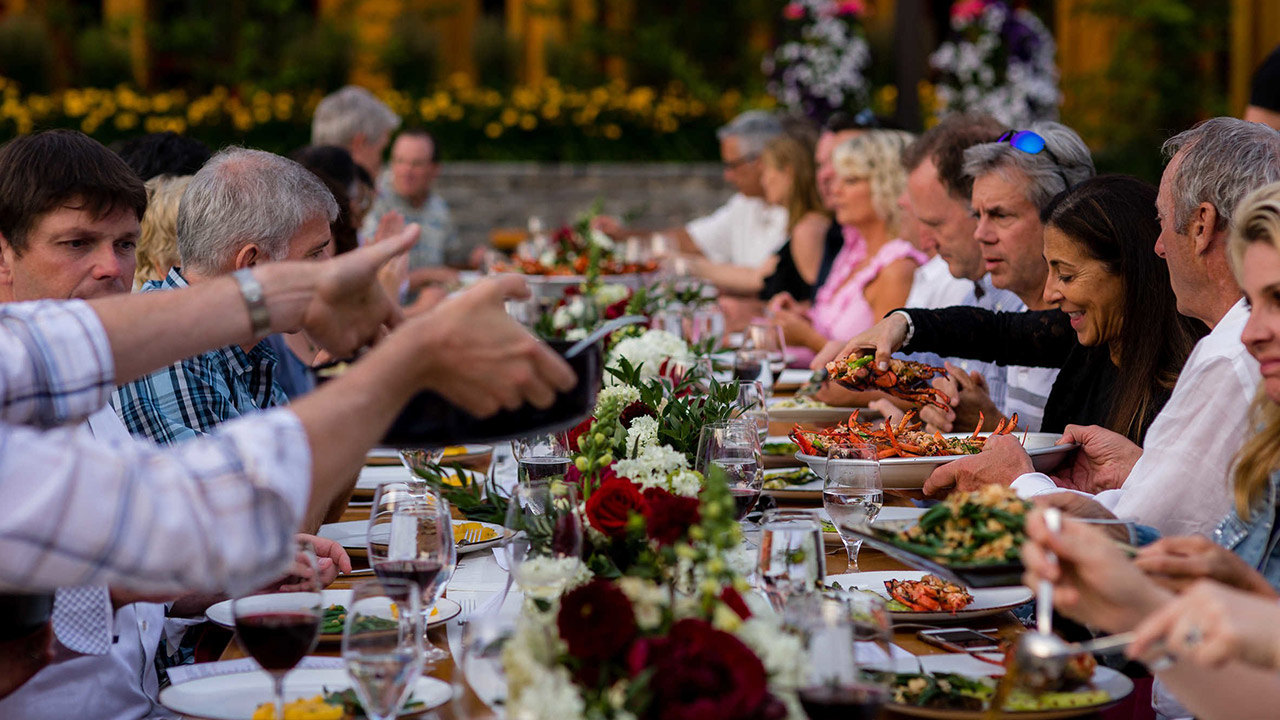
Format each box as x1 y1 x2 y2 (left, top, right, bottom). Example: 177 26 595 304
667 469 703 498
606 329 692 385
617 577 669 631
624 415 660 458
594 384 641 418
763 0 872 117
613 444 690 492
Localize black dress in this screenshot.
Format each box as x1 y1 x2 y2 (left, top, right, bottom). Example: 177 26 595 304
758 221 844 302
899 306 1170 443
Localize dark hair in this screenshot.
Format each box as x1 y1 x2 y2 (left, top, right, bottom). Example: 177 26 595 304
900 113 1004 200
290 144 362 255
1042 175 1206 443
114 132 212 181
0 130 148 254
395 127 437 162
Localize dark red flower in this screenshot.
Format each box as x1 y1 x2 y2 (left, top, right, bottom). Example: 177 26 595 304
641 488 701 546
627 619 785 720
719 587 752 620
559 579 638 662
586 476 647 538
618 400 657 429
566 415 595 452
603 296 631 320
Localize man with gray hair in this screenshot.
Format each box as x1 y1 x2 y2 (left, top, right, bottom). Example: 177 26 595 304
595 109 788 270
112 148 363 445
312 85 401 179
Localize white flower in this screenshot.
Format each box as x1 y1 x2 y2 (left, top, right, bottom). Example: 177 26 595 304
624 415 660 458
594 384 641 418
614 444 690 491
617 576 669 631
564 327 588 342
737 617 807 690
593 282 630 307
606 329 692 383
511 556 591 600
589 228 615 251
667 469 703 498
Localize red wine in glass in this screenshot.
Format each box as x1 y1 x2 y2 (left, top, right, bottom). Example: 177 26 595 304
373 560 445 599
798 684 888 720
235 612 320 672
730 488 762 521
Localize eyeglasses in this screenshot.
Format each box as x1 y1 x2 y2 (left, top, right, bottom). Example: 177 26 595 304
723 153 760 170
997 130 1072 191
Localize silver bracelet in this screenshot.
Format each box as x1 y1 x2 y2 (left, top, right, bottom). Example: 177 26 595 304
232 269 272 342
890 309 915 346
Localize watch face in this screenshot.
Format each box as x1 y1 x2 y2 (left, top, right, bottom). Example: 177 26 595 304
233 269 271 338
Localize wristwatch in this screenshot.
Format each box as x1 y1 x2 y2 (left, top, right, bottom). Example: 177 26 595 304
232 268 271 341
889 309 915 346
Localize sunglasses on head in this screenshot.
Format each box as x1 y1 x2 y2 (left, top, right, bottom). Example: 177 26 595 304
998 129 1072 190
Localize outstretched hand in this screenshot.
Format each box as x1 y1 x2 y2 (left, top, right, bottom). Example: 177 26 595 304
1050 424 1141 494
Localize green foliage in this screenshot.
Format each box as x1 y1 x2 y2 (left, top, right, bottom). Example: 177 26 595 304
381 17 442 96
277 22 353 92
412 462 509 525
75 27 133 89
472 15 518 90
0 16 54 93
605 357 738 461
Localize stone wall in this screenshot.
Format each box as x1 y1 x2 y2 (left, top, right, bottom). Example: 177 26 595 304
435 162 733 247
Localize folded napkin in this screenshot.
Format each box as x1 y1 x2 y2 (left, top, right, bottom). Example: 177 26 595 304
166 656 344 685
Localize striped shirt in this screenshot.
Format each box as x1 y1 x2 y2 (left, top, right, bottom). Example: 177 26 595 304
0 299 309 594
112 268 289 445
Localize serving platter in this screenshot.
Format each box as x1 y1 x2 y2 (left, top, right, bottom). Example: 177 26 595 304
826 570 1032 622
842 519 1024 588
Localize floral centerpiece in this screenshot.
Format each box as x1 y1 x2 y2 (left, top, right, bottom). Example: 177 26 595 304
763 0 872 121
930 0 1059 126
495 213 659 280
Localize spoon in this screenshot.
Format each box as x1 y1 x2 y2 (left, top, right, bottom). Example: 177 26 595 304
1013 508 1076 691
563 315 649 359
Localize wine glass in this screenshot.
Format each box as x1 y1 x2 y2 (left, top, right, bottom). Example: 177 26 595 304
398 448 445 498
453 608 519 714
757 509 826 612
341 579 424 720
511 432 572 488
734 347 774 395
745 320 789 381
232 540 323 720
791 593 892 718
696 419 764 524
686 306 725 348
367 494 456 664
731 380 769 445
823 445 883 572
504 482 584 600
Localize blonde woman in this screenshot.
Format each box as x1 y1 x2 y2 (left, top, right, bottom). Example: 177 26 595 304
134 174 190 289
771 130 923 353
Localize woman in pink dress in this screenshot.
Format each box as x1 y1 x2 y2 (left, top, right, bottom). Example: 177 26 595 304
771 130 925 360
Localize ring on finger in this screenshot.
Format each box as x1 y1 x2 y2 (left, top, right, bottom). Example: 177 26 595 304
1183 625 1203 647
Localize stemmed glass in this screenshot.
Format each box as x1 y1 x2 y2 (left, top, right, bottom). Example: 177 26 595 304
757 509 826 612
341 579 424 720
453 609 520 714
823 445 884 572
232 540 323 720
367 493 456 664
696 419 764 524
398 448 445 498
734 347 775 396
790 593 893 717
504 483 584 600
511 432 572 488
745 320 789 376
730 380 770 445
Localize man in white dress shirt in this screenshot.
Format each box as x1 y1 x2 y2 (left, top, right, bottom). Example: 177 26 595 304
922 118 1280 544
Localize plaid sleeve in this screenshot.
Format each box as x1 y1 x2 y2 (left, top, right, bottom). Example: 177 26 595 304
0 299 115 428
0 407 311 595
112 354 240 446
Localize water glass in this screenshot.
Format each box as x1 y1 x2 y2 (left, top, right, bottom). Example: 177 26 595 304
686 306 726 347
504 483 584 600
789 593 892 719
232 540 323 720
730 380 769 444
823 445 883 572
367 493 456 663
745 320 789 375
398 448 445 497
695 419 764 522
511 432 572 488
453 609 519 715
757 509 826 612
341 579 424 720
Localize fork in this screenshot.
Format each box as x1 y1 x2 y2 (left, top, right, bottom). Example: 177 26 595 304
462 527 483 546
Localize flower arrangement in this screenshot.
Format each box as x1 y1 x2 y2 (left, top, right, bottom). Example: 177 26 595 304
763 0 872 121
929 0 1060 127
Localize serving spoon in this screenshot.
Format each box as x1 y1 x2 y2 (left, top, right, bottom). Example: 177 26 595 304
563 315 649 359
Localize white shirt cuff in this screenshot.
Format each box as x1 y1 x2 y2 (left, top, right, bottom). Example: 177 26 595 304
1010 472 1058 499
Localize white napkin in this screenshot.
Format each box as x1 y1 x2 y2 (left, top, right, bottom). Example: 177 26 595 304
449 550 510 593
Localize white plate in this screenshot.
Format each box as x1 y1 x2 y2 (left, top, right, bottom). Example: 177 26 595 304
768 403 876 425
355 466 486 492
206 591 462 638
317 519 508 557
365 444 493 467
761 466 822 500
887 653 1133 719
159 667 451 720
826 570 1032 622
797 433 1075 489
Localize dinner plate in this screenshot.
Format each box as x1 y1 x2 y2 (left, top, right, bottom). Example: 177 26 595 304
826 570 1032 622
760 467 822 501
795 432 1075 489
205 590 462 642
159 667 451 720
351 466 487 500
317 519 508 557
365 444 494 469
773 367 815 391
819 505 927 545
767 402 877 425
886 653 1133 719
761 435 803 469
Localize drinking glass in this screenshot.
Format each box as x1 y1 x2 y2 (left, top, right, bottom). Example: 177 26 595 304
232 540 323 720
341 579 424 720
398 448 445 497
757 509 826 612
790 593 892 719
695 419 764 523
686 306 726 348
511 432 572 488
823 445 883 572
504 483 584 600
453 609 519 714
730 380 769 444
734 347 775 395
367 494 456 663
745 320 789 376
650 304 687 339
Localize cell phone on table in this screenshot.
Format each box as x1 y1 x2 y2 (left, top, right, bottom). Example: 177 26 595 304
917 628 1001 653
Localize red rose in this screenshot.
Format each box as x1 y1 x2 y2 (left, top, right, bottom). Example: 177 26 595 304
586 477 647 538
604 296 630 320
641 488 701 546
627 619 785 720
781 2 805 20
566 415 595 452
618 400 657 429
719 587 752 620
558 579 638 662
